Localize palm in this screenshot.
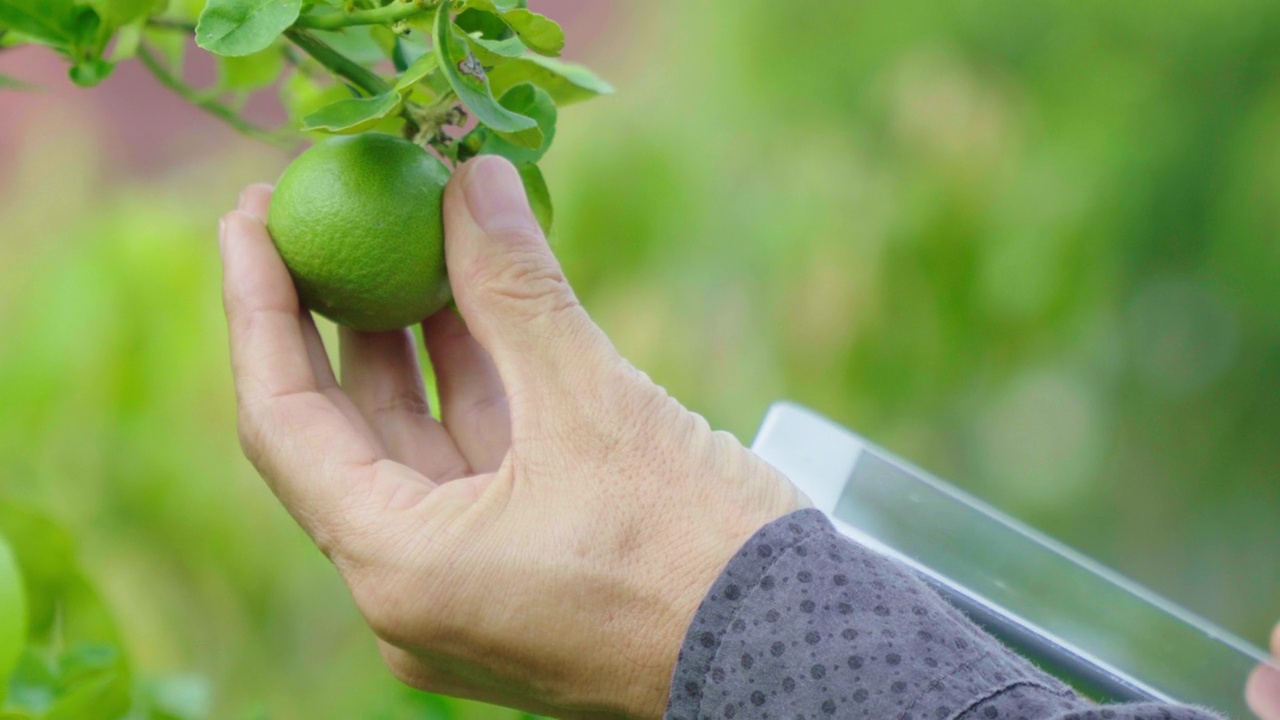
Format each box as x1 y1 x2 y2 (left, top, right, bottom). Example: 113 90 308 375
225 185 511 535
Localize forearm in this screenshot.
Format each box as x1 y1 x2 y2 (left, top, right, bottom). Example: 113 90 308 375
667 509 1221 720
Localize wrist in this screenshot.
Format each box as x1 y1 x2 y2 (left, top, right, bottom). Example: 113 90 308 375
608 458 802 718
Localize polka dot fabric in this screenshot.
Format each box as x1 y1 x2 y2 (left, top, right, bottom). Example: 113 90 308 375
665 510 1221 720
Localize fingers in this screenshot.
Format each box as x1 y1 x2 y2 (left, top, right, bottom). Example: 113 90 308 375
239 185 339 390
338 327 471 482
442 156 617 407
1245 624 1280 720
222 207 323 411
1247 662 1280 720
238 183 273 223
221 200 413 555
422 309 510 472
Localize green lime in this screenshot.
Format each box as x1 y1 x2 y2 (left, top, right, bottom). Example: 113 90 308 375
267 133 453 331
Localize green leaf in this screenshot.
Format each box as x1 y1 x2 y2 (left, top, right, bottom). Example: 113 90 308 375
109 18 143 61
463 0 521 9
67 5 113 61
434 7 539 140
477 82 556 163
463 0 561 56
463 31 524 66
393 51 437 93
220 46 283 91
455 7 510 40
495 8 561 56
142 24 186 74
7 650 57 713
0 506 124 648
84 0 164 30
516 162 552 236
0 506 75 641
488 55 613 106
196 0 301 57
280 69 349 125
0 0 76 48
45 651 129 720
312 24 389 66
300 91 402 133
57 643 119 687
68 58 113 86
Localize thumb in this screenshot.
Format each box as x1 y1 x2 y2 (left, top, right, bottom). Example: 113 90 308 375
442 155 615 399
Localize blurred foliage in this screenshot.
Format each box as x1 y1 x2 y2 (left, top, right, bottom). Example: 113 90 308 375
0 0 1278 718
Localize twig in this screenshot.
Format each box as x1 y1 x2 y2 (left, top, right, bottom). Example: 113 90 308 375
281 45 328 81
145 18 197 33
136 44 297 151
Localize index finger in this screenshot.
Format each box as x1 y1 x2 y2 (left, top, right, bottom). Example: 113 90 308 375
220 206 393 554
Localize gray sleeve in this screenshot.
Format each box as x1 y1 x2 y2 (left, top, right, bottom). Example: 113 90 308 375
665 509 1221 720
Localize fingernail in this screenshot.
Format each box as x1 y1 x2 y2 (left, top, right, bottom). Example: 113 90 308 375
462 155 537 237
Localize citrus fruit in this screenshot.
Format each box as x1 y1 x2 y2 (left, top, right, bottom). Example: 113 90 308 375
267 133 453 332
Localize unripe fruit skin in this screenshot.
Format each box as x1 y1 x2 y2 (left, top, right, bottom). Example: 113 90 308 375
268 133 452 332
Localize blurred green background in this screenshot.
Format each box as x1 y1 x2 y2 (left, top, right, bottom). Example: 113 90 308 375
1 0 1278 717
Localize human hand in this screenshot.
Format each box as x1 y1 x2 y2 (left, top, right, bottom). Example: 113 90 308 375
219 156 806 719
1247 624 1280 719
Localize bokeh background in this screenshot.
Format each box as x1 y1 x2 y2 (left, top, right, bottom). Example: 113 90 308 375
1 1 1278 717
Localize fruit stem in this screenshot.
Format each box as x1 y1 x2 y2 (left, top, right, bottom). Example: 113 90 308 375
135 44 298 152
293 1 439 32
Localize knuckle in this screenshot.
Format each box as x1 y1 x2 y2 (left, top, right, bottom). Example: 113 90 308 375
462 389 508 423
469 245 578 317
373 389 431 419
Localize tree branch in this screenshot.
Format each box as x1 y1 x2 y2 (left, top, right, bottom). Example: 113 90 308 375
136 44 297 152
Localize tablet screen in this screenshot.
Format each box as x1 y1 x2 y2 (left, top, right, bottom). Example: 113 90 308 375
752 402 1274 718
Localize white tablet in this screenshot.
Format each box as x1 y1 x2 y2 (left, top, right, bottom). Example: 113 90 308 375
751 402 1274 718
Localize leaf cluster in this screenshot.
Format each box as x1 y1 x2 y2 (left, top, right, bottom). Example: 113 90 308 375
0 506 208 720
0 0 164 86
0 0 614 235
